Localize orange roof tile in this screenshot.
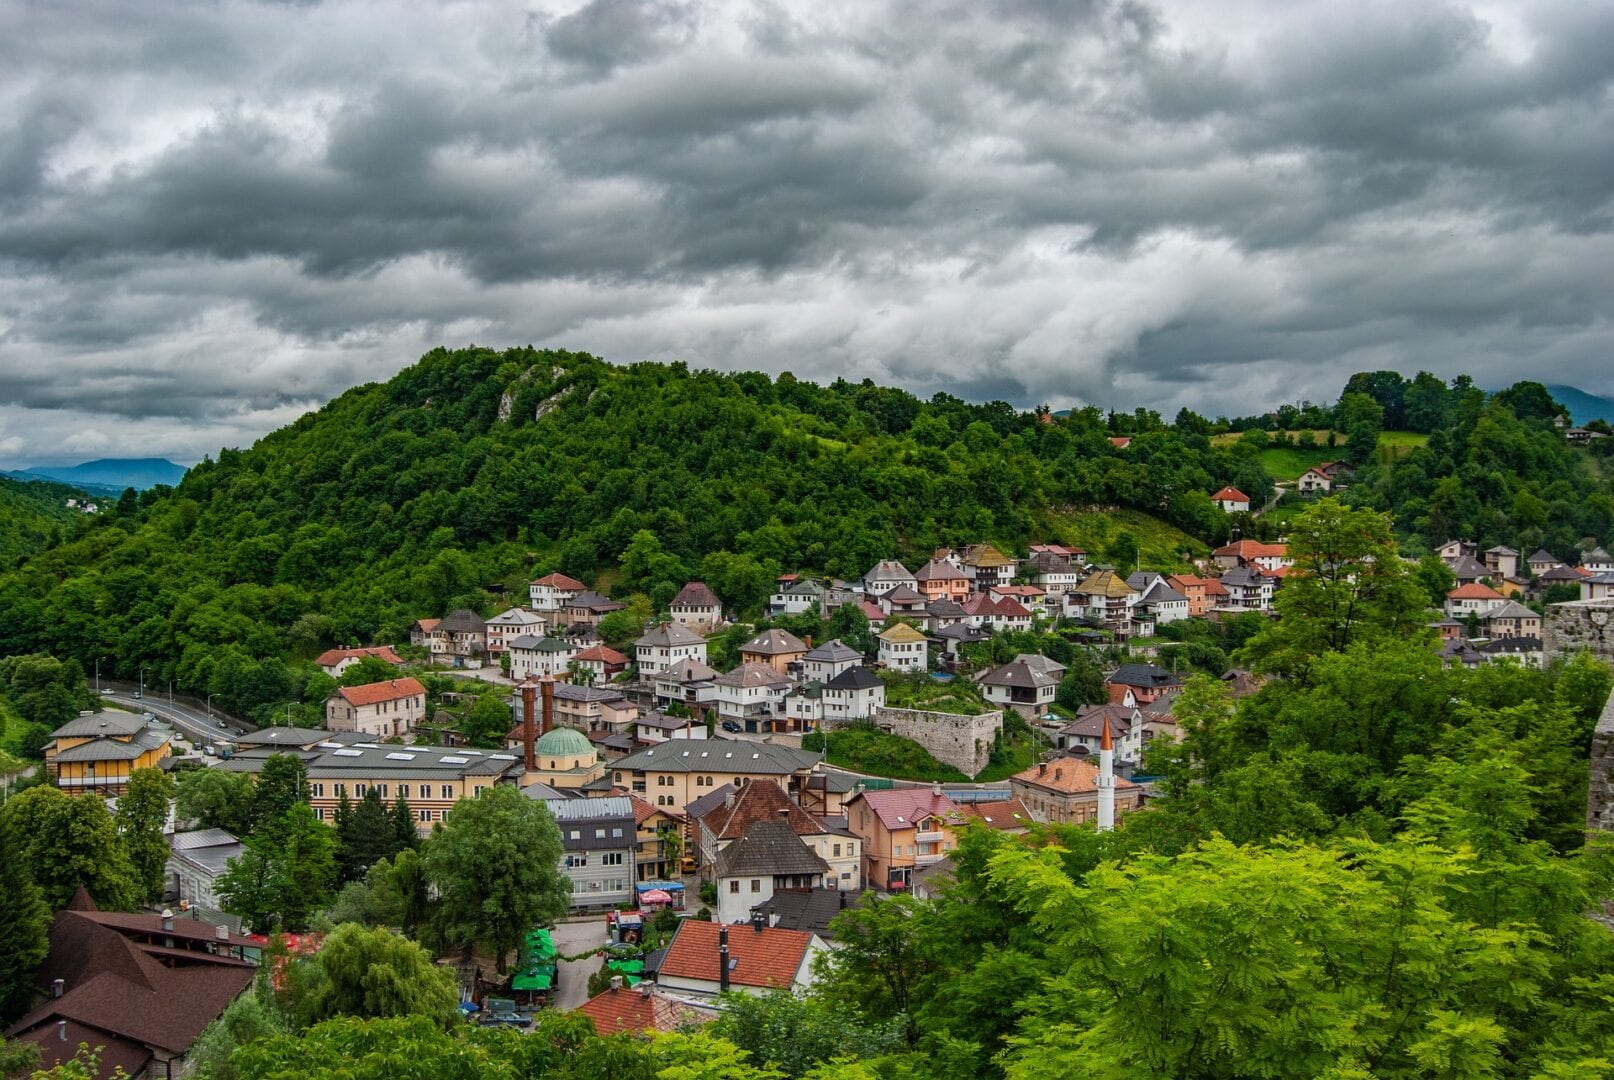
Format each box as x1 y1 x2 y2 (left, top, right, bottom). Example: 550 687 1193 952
1011 758 1137 795
531 572 587 589
336 677 426 707
1447 582 1504 599
959 798 1034 830
575 645 628 665
576 985 710 1035
313 645 402 668
658 920 813 989
1211 486 1250 502
1213 540 1288 559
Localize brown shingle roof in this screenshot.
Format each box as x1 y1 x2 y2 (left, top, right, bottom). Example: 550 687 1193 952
658 919 814 989
1011 758 1138 795
959 798 1034 830
313 645 403 668
576 985 712 1035
696 776 826 841
672 582 723 609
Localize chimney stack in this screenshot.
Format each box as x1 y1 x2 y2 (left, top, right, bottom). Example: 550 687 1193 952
541 675 556 737
609 975 624 992
932 781 942 797
52 978 64 999
216 923 229 941
161 909 174 932
805 635 813 648
751 911 766 933
718 926 730 992
521 680 538 773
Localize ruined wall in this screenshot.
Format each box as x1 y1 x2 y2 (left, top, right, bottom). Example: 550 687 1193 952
867 707 1003 778
1544 600 1614 667
1588 688 1614 833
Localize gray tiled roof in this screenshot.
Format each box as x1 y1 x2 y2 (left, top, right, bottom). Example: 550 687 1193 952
52 712 147 739
612 739 821 775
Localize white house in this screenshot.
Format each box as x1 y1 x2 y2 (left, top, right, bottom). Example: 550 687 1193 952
713 820 829 925
652 657 720 714
713 663 793 732
768 579 823 616
507 635 578 680
656 918 827 999
877 623 928 671
313 645 403 678
484 608 547 655
801 639 864 682
977 658 1059 719
324 677 426 737
1445 583 1507 618
1216 567 1274 612
1211 486 1251 513
821 665 886 722
636 622 708 677
862 560 918 598
165 828 243 911
669 582 724 628
530 572 587 613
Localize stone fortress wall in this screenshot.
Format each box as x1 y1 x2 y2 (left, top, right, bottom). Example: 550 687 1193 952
1545 601 1614 832
866 706 1003 778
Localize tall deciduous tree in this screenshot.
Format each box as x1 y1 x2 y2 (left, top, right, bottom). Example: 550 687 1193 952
175 768 256 835
423 785 569 973
0 785 138 910
1239 497 1429 678
252 754 309 836
0 812 50 1027
117 767 176 903
217 804 337 933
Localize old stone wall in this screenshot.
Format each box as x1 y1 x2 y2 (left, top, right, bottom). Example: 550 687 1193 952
1544 600 1614 666
1589 686 1614 833
867 706 1003 778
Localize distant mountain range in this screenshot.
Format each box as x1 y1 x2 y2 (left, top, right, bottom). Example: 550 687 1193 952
1547 385 1614 427
7 458 189 493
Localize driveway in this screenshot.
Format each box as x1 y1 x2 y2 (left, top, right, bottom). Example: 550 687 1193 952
549 916 607 1012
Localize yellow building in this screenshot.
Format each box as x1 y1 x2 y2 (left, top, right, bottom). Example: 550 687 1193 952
608 740 823 810
47 712 171 796
529 726 607 791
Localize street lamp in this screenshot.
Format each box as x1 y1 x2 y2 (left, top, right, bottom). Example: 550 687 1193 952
137 666 145 700
95 657 104 694
206 694 215 718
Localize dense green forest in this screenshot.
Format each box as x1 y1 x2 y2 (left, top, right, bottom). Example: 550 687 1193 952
0 347 1610 732
0 476 92 567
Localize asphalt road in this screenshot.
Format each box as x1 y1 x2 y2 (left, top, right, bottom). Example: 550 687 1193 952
102 690 241 748
550 916 608 1012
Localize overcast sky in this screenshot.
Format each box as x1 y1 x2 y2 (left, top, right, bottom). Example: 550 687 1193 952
2 0 1611 466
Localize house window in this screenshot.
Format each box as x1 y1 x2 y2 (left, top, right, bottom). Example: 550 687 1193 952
441 784 454 799
311 783 325 797
602 853 624 866
729 881 740 894
313 808 325 820
418 809 432 821
751 879 761 893
833 844 841 857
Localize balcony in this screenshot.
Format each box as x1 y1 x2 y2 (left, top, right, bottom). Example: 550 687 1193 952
914 830 944 843
915 852 946 867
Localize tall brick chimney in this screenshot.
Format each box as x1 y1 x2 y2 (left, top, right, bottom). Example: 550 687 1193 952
719 926 730 992
541 675 555 737
522 679 537 773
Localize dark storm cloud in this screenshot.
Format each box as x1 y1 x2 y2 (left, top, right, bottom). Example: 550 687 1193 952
0 0 1611 465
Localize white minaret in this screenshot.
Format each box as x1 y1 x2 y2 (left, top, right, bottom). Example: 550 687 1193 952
1096 716 1116 832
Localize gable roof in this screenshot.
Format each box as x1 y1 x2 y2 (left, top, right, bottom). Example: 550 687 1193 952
863 559 916 584
960 543 1015 568
435 608 486 633
1447 582 1504 600
882 583 927 604
877 622 927 644
576 984 712 1035
1106 663 1181 689
845 787 962 831
979 659 1059 690
1012 757 1139 795
803 639 862 664
697 777 826 841
313 645 403 668
1448 555 1490 579
671 582 723 609
715 820 830 878
1213 540 1288 560
754 888 858 937
715 662 792 689
740 628 810 656
52 712 148 739
636 621 706 648
1527 549 1559 564
959 797 1034 830
658 656 719 682
824 665 882 691
1486 600 1538 620
1073 569 1136 598
335 677 426 707
1211 486 1250 503
531 572 588 589
658 919 814 990
575 644 629 665
914 558 970 582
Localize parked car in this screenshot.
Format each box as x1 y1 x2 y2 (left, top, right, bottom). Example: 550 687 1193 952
720 720 741 733
100 688 114 696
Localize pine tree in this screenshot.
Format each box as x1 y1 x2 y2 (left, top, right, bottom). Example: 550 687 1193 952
342 789 393 879
390 793 419 855
0 813 50 1026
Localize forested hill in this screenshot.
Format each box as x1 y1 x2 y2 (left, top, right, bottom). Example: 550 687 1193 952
1 347 1608 716
0 475 90 567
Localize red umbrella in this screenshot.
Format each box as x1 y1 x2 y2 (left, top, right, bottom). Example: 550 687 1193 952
640 889 672 905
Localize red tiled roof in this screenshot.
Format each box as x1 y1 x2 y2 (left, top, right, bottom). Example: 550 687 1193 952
1203 578 1229 596
575 645 628 665
1211 486 1250 503
313 645 402 668
336 677 426 707
658 919 813 989
672 582 723 609
959 798 1034 830
576 985 711 1035
531 572 587 590
1213 540 1288 560
1447 583 1504 600
1108 436 1132 448
858 600 886 620
412 618 440 632
1012 758 1138 795
847 788 963 831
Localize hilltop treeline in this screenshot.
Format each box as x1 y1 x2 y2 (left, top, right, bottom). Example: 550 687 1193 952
0 348 1607 725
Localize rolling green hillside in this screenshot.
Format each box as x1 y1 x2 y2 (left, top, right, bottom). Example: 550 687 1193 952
0 347 1264 718
0 475 90 566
